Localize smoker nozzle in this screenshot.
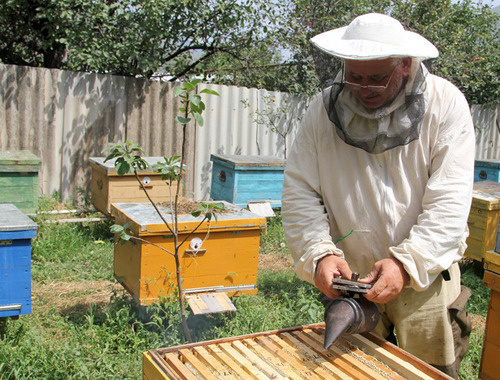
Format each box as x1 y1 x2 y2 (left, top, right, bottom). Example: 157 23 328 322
323 296 380 349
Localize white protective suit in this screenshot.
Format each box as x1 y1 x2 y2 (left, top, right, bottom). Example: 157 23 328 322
282 71 475 292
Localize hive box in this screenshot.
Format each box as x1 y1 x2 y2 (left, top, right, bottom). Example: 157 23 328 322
143 323 453 379
111 201 266 306
0 150 41 213
479 270 500 380
89 157 179 216
210 154 285 208
475 159 500 182
465 181 500 262
0 204 38 318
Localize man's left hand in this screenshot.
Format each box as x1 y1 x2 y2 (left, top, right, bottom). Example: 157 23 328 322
359 257 410 304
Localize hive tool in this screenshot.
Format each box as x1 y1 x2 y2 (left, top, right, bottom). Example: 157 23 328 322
323 273 380 349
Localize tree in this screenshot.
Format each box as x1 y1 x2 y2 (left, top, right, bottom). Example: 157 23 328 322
105 79 222 342
279 0 499 103
0 0 280 80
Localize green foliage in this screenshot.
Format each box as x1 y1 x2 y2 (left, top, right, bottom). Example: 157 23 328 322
0 0 279 80
175 79 220 127
103 141 147 176
460 259 490 316
283 0 499 103
191 201 225 221
152 156 182 184
31 217 114 282
260 212 289 256
1 0 496 103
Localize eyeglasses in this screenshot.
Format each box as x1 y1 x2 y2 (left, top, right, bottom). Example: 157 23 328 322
342 64 399 93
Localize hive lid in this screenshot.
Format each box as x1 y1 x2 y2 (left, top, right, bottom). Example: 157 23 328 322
0 150 41 172
475 159 500 169
472 180 500 210
111 201 266 235
210 154 285 169
89 156 167 174
0 204 38 232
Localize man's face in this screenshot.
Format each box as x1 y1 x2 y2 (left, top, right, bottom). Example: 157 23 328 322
343 58 411 109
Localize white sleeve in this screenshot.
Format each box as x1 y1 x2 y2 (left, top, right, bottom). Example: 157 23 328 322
390 80 475 291
282 96 344 285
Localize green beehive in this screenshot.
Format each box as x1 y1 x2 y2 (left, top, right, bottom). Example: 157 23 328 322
0 151 41 213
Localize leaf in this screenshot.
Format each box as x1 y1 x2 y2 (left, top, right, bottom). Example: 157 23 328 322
193 111 204 126
183 82 195 92
116 161 131 176
110 224 124 233
200 89 220 96
189 94 202 107
176 116 191 125
174 86 186 97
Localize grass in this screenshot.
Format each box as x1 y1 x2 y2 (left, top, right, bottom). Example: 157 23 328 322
0 198 490 379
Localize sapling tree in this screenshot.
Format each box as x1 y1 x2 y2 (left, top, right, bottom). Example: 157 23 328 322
242 94 304 159
104 79 221 342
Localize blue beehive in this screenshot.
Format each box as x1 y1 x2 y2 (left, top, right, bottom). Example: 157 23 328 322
210 154 285 208
0 204 37 318
475 160 500 182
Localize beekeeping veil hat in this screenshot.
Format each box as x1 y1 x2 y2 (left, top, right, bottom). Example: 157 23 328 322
311 13 439 154
311 13 438 60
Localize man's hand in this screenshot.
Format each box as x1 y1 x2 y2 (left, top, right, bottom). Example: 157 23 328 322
314 254 352 299
360 257 410 304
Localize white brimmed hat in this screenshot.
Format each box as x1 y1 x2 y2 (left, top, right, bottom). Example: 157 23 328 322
311 13 438 60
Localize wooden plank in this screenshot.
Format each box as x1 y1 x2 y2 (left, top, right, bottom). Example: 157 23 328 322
255 336 322 380
484 270 500 292
179 349 218 380
292 330 385 380
192 346 237 379
479 340 500 380
231 340 285 379
207 343 254 378
163 352 198 380
186 293 237 315
344 335 436 380
484 251 500 275
336 338 405 380
303 331 404 380
283 331 358 380
219 342 266 379
267 334 341 379
243 338 304 380
143 352 168 380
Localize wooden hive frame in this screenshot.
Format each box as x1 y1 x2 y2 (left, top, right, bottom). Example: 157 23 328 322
143 323 453 379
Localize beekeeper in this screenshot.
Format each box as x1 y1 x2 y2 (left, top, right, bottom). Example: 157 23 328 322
282 13 474 378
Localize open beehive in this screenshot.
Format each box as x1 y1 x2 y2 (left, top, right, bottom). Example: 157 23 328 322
143 323 452 379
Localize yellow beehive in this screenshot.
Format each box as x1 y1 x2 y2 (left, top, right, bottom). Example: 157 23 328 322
465 181 500 262
143 323 453 379
89 157 179 216
480 270 500 380
111 202 266 306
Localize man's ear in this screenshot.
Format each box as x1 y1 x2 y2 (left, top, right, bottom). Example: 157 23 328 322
401 57 412 76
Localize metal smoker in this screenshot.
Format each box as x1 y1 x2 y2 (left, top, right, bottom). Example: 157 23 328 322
323 273 380 349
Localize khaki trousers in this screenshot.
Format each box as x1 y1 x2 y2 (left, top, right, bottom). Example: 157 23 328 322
372 263 472 379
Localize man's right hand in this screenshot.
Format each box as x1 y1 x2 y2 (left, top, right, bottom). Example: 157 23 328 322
314 254 352 299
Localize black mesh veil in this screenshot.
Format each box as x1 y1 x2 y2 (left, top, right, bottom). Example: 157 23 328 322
314 49 429 154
